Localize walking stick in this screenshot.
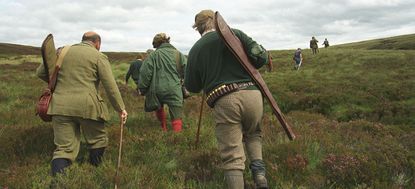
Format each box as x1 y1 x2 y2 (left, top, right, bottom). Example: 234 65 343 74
195 93 206 149
114 119 124 189
297 60 303 71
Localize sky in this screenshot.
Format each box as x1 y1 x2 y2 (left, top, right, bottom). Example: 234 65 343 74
0 0 415 53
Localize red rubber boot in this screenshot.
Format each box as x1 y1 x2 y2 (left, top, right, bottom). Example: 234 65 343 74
155 108 167 131
171 119 182 133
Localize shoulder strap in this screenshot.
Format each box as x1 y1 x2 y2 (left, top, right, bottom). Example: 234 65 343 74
48 46 71 92
56 46 70 67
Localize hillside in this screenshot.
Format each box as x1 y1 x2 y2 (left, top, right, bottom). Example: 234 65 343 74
0 42 141 63
334 33 415 50
0 43 41 55
1 35 415 188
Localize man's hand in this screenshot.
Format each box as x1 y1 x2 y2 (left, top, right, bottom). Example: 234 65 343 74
119 110 128 125
135 88 142 96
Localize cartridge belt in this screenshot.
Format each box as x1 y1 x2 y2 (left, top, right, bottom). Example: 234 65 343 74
206 81 255 108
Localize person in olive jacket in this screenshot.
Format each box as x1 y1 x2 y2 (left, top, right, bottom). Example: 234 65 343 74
185 10 269 189
138 33 187 132
36 31 128 176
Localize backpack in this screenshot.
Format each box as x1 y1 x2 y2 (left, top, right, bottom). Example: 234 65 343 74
293 50 301 60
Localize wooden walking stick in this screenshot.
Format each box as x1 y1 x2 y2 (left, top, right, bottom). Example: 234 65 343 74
114 119 124 189
195 93 206 148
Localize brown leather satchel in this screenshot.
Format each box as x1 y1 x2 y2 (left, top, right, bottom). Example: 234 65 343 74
36 88 53 122
36 45 70 122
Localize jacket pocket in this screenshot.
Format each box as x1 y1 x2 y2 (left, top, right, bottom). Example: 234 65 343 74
87 93 110 121
96 94 110 121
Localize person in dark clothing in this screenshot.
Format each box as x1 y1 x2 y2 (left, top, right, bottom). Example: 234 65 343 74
125 54 144 92
293 48 303 70
322 38 329 48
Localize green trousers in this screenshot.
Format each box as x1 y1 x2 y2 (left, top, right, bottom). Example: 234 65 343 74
52 115 108 161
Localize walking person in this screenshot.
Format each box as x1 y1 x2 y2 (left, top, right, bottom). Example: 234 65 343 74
36 31 128 176
125 49 154 95
293 48 303 70
185 9 269 189
138 33 187 132
322 38 330 48
125 54 144 94
310 36 319 54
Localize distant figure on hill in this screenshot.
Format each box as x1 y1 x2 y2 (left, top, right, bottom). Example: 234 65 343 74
125 54 144 93
293 48 303 70
185 9 270 189
310 36 319 54
36 31 128 176
322 38 329 48
138 33 187 132
267 51 273 72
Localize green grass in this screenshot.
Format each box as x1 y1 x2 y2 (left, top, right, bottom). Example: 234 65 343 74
267 48 415 126
1 35 415 188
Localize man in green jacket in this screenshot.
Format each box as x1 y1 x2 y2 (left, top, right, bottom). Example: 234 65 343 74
138 33 187 132
185 10 269 189
36 31 128 176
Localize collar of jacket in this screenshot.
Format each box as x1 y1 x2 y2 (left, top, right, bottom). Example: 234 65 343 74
202 29 215 36
80 41 96 48
157 43 176 50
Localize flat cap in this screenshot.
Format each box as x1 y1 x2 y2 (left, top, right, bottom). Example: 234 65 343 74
193 9 215 28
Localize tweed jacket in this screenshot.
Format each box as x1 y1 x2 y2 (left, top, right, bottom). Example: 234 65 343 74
36 42 125 121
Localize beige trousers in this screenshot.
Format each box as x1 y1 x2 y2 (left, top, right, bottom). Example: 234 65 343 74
213 89 264 171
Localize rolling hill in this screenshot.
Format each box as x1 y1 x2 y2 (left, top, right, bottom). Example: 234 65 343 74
0 42 140 63
0 43 41 55
334 33 415 50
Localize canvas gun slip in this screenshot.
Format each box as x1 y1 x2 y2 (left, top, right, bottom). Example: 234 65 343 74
40 34 57 82
215 11 296 140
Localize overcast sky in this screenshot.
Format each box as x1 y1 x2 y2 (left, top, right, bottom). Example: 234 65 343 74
1 0 414 53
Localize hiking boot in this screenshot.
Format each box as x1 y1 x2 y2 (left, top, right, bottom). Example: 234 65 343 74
51 158 71 176
250 159 268 189
88 147 105 166
253 174 268 189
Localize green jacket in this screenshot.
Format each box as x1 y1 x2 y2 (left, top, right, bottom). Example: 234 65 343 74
138 43 187 107
185 29 268 94
36 42 125 121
